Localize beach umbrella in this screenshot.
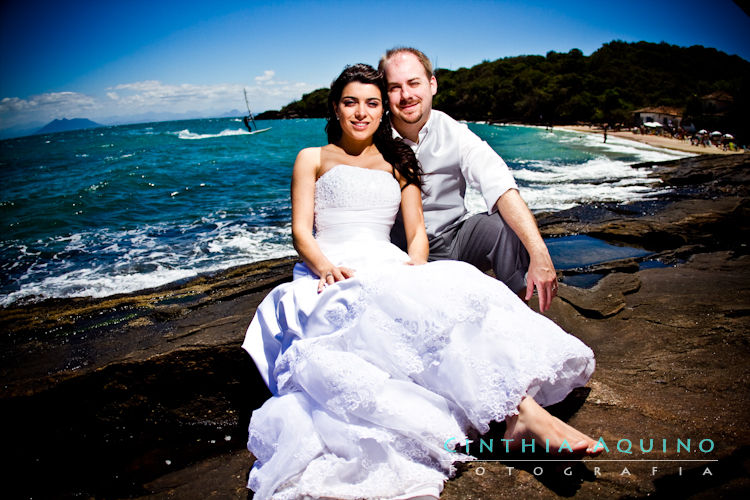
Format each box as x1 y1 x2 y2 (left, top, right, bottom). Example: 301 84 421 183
697 129 708 135
723 133 734 139
710 130 722 136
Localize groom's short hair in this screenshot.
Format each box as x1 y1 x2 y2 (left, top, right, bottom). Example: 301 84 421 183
379 47 433 79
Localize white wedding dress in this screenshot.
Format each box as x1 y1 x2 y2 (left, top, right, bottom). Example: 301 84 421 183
242 165 595 499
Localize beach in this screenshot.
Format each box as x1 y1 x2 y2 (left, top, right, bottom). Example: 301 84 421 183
560 124 745 156
2 152 748 498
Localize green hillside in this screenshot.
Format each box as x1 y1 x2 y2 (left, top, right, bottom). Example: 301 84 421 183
272 40 750 140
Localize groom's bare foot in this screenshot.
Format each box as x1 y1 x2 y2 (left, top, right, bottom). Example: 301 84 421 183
503 396 601 457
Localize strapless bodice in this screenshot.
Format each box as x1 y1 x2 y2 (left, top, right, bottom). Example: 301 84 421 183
314 164 401 244
299 164 409 273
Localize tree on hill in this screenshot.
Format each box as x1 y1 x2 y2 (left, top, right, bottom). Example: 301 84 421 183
278 88 329 118
270 40 750 141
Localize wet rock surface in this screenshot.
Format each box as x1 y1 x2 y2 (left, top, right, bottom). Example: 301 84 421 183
2 154 748 498
555 273 641 318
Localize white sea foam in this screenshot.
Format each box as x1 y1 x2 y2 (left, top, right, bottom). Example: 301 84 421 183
465 180 671 214
555 127 691 163
513 157 652 184
1 221 295 306
465 155 671 214
176 128 249 140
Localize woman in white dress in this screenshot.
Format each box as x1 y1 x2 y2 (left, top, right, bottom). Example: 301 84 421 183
242 64 600 499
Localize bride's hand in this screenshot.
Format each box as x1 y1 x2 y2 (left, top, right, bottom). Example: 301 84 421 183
405 258 427 266
318 266 355 293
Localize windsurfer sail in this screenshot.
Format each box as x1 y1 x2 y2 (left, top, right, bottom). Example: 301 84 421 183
243 88 258 132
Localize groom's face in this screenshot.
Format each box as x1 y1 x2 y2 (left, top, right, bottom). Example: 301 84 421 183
383 52 437 130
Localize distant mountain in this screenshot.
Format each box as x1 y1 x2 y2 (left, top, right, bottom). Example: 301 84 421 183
36 118 102 135
217 109 244 118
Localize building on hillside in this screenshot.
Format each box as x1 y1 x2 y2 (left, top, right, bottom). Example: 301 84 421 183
632 106 683 128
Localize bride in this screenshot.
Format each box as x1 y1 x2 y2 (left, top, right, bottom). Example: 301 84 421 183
242 64 599 499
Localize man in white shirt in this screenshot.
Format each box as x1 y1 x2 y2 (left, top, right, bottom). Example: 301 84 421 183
379 47 559 312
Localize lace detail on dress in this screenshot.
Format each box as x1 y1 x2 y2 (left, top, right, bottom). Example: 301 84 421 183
315 165 400 213
292 340 390 417
243 165 596 499
322 286 367 329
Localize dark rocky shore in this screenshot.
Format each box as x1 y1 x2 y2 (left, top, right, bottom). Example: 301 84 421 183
2 154 748 499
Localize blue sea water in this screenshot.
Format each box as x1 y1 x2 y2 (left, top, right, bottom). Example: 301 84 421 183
0 119 690 306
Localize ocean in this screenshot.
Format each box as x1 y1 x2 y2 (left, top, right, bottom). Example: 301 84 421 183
0 118 690 306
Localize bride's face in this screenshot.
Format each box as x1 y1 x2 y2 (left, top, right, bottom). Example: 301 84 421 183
335 82 383 142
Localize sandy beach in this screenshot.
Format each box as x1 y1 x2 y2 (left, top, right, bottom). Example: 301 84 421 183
560 124 745 155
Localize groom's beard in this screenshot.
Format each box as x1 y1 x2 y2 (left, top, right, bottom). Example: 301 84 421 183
395 99 426 124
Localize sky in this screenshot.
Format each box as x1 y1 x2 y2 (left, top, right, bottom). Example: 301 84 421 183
1 0 748 132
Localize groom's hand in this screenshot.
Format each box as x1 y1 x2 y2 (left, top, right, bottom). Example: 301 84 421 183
525 254 558 312
318 266 356 293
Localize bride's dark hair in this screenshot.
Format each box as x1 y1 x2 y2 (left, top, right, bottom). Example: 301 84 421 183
326 63 422 189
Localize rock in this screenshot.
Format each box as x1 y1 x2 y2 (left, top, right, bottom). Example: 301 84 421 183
0 256 297 396
0 258 294 498
557 273 641 318
541 197 748 251
642 152 750 194
587 197 748 249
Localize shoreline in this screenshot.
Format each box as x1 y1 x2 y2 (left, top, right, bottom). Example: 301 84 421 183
2 153 748 498
557 124 745 155
0 121 708 309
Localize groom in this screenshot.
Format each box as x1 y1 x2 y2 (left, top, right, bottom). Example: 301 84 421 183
379 47 558 312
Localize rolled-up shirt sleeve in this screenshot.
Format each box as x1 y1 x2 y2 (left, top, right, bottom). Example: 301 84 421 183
459 127 518 214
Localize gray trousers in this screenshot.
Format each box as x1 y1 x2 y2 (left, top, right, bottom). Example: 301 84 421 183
427 212 530 293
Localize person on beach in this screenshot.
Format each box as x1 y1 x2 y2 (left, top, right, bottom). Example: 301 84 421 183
379 47 559 312
242 63 599 499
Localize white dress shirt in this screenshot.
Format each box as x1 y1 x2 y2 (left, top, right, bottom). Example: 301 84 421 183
393 110 518 239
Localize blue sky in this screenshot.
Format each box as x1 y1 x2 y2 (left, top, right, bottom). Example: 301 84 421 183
1 0 748 131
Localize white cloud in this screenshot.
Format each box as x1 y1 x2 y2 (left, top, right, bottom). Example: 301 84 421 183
254 70 290 86
0 92 101 129
255 70 275 83
0 92 97 114
0 70 317 130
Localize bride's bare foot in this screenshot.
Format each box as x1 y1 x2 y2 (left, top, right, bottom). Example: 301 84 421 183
503 396 601 457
